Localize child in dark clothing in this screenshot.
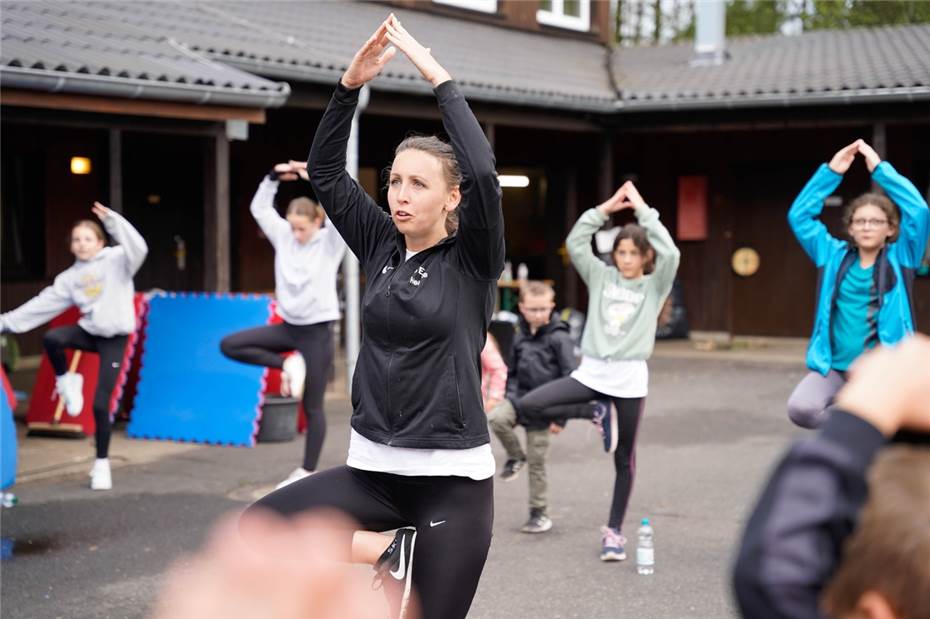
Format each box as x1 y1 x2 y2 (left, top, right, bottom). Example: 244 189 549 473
487 281 589 533
734 335 930 619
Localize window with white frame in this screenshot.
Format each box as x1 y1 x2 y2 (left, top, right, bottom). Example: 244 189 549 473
537 0 590 32
433 0 497 14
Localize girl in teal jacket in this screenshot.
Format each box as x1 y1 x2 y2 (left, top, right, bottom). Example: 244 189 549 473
787 139 929 428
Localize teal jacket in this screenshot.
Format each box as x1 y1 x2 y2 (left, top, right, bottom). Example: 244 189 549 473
788 162 929 375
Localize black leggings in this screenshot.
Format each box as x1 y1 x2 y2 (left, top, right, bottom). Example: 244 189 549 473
248 466 494 619
220 321 334 471
43 325 129 459
517 376 645 531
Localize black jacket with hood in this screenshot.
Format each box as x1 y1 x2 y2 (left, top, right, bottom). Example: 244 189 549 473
308 80 504 449
504 314 577 405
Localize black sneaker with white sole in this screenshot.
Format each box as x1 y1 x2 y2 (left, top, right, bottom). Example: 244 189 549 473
372 527 417 617
500 458 526 482
520 507 553 533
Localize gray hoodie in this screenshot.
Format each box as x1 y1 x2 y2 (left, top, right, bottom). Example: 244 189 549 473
250 178 346 325
0 211 148 337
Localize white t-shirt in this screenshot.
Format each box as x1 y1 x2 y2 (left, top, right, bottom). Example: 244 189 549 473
347 430 494 480
571 355 649 398
344 247 495 481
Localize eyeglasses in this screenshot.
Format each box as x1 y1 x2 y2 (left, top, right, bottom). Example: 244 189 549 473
851 218 889 229
521 307 553 314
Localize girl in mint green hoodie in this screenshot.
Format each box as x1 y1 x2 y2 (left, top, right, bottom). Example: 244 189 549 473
517 181 680 561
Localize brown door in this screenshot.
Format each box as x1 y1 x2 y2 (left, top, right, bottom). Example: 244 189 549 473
121 132 205 292
730 163 834 336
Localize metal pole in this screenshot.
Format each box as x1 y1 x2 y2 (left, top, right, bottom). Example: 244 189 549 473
342 85 369 394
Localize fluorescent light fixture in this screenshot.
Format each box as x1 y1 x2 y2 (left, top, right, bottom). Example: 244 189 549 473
498 175 530 188
70 156 92 175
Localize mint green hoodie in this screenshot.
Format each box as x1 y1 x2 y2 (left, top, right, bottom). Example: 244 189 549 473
566 205 680 361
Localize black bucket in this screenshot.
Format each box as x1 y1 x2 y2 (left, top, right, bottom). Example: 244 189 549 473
257 396 299 443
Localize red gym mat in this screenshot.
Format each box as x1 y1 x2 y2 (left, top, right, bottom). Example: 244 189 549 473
265 301 307 434
26 294 147 436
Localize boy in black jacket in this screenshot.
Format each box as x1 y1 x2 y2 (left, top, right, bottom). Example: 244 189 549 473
488 281 590 533
733 335 930 619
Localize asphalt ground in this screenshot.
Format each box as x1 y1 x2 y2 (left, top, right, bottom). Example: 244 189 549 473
1 352 807 619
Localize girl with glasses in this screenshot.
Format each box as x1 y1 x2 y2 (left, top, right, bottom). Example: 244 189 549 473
786 139 929 429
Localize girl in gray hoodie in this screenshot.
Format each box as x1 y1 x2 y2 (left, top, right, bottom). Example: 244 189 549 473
0 202 148 490
219 161 346 490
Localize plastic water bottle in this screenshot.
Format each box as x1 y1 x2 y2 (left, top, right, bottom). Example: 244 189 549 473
516 262 529 282
636 518 654 575
501 261 513 283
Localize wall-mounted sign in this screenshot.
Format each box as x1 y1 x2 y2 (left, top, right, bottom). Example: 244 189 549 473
678 175 708 241
732 247 760 277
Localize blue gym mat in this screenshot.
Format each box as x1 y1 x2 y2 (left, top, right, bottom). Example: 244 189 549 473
127 293 272 447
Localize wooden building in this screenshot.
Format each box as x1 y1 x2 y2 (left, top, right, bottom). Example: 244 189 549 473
2 1 928 355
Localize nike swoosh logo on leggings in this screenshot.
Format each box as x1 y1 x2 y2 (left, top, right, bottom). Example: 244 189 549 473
389 540 406 580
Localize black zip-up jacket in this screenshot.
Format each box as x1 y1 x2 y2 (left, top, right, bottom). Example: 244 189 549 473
732 411 886 619
504 314 576 405
308 80 504 449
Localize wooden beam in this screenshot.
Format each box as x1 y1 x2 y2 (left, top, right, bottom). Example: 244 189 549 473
1 89 267 124
563 169 579 308
204 132 231 292
287 83 604 132
1 108 225 137
108 128 123 213
872 121 887 192
363 96 601 132
598 133 613 202
612 114 930 135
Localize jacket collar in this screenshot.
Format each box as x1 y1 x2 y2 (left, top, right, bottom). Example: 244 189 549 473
393 230 456 260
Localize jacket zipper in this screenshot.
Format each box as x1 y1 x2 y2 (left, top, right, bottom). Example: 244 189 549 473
384 259 401 442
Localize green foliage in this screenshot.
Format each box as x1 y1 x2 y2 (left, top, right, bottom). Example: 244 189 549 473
726 0 784 36
804 0 930 30
614 0 930 46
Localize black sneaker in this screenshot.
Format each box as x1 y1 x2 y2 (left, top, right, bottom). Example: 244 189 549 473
520 508 553 534
372 527 417 616
500 458 526 482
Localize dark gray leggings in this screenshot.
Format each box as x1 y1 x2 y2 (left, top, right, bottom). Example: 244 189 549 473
786 370 847 429
43 325 128 459
517 376 644 531
220 321 334 471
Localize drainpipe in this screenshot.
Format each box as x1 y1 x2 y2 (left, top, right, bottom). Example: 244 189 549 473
343 85 368 394
690 0 728 67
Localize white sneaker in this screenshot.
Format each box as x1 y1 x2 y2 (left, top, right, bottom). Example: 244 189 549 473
89 459 112 491
56 372 84 417
275 467 312 490
282 353 306 400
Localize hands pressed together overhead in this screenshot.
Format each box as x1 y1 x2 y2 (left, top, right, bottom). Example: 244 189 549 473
272 160 310 182
341 14 451 90
828 139 883 175
596 181 647 217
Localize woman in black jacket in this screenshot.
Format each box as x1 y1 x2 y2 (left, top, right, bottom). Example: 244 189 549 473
248 14 504 619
